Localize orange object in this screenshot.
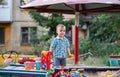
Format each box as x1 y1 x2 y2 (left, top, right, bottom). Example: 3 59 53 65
68 54 74 58
24 61 35 70
41 51 47 56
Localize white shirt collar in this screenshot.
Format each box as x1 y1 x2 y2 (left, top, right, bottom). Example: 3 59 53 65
56 36 64 39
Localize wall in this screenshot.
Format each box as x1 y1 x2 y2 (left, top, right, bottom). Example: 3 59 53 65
10 0 40 52
0 23 11 50
0 0 13 22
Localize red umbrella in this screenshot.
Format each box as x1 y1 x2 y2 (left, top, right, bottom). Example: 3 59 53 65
20 0 120 65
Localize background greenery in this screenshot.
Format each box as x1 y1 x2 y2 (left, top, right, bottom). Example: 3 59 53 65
30 11 120 56
80 14 120 57
79 14 120 66
0 0 3 3
17 11 120 66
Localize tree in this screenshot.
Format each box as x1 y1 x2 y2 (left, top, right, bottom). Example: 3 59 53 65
89 14 120 43
79 14 120 57
0 0 3 3
29 11 74 40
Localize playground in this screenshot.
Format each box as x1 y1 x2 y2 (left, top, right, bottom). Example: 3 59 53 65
0 50 120 77
0 0 120 77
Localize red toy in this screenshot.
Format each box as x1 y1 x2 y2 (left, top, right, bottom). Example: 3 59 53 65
56 71 71 77
18 57 35 64
41 51 52 70
46 51 52 70
52 68 71 77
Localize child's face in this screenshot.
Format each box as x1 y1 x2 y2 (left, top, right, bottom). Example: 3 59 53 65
57 26 66 38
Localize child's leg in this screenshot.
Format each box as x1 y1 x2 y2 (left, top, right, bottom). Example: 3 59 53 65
54 58 60 68
60 58 66 71
61 66 64 71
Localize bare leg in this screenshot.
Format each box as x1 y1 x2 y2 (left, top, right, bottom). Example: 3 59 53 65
61 66 64 71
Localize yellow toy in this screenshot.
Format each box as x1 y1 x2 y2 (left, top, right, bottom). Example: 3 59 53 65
68 54 74 58
106 70 112 77
41 51 47 56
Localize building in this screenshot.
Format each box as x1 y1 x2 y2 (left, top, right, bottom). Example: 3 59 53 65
0 0 43 53
0 0 88 53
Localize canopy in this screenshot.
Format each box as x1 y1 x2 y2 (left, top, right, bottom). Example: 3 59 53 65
20 0 120 14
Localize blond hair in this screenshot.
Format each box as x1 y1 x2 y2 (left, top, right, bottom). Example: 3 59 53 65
56 24 66 30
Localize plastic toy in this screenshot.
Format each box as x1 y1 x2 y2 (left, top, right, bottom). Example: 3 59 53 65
35 60 41 70
70 68 87 77
55 71 71 77
2 50 18 65
24 61 35 70
46 51 52 70
106 70 112 77
41 51 52 70
52 68 71 77
41 51 47 56
18 56 35 64
68 54 74 58
70 69 78 77
78 68 87 77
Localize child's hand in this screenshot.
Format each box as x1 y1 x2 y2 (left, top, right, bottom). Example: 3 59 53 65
68 54 74 58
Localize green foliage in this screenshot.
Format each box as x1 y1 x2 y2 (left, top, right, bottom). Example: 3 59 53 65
0 0 3 3
79 37 120 57
79 14 120 58
29 10 74 40
79 38 92 54
30 29 50 56
89 14 120 43
30 10 120 59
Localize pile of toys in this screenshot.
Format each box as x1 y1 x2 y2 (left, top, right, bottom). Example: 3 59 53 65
20 50 87 77
51 68 87 77
23 50 52 70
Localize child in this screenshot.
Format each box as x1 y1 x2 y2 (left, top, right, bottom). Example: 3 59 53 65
49 24 73 71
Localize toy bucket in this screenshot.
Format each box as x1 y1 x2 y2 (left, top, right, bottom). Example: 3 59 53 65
24 61 35 70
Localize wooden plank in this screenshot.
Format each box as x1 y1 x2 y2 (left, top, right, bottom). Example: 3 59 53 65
109 55 120 58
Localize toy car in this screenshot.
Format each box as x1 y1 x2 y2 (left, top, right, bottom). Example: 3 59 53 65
18 57 35 64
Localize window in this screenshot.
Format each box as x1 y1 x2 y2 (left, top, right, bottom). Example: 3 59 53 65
0 28 5 45
20 0 34 5
0 0 8 7
21 27 37 45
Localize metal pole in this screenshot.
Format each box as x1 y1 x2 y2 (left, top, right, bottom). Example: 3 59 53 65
74 11 79 65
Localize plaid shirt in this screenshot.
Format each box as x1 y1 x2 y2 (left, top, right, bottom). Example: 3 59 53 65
50 36 70 58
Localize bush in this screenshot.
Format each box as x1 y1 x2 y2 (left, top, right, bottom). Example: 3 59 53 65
79 38 120 57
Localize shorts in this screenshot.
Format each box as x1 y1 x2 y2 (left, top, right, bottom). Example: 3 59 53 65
54 58 66 67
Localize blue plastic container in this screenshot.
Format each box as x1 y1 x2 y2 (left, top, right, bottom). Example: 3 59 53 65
36 61 40 70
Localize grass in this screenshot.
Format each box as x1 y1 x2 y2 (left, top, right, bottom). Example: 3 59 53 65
80 57 106 66
67 56 109 66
